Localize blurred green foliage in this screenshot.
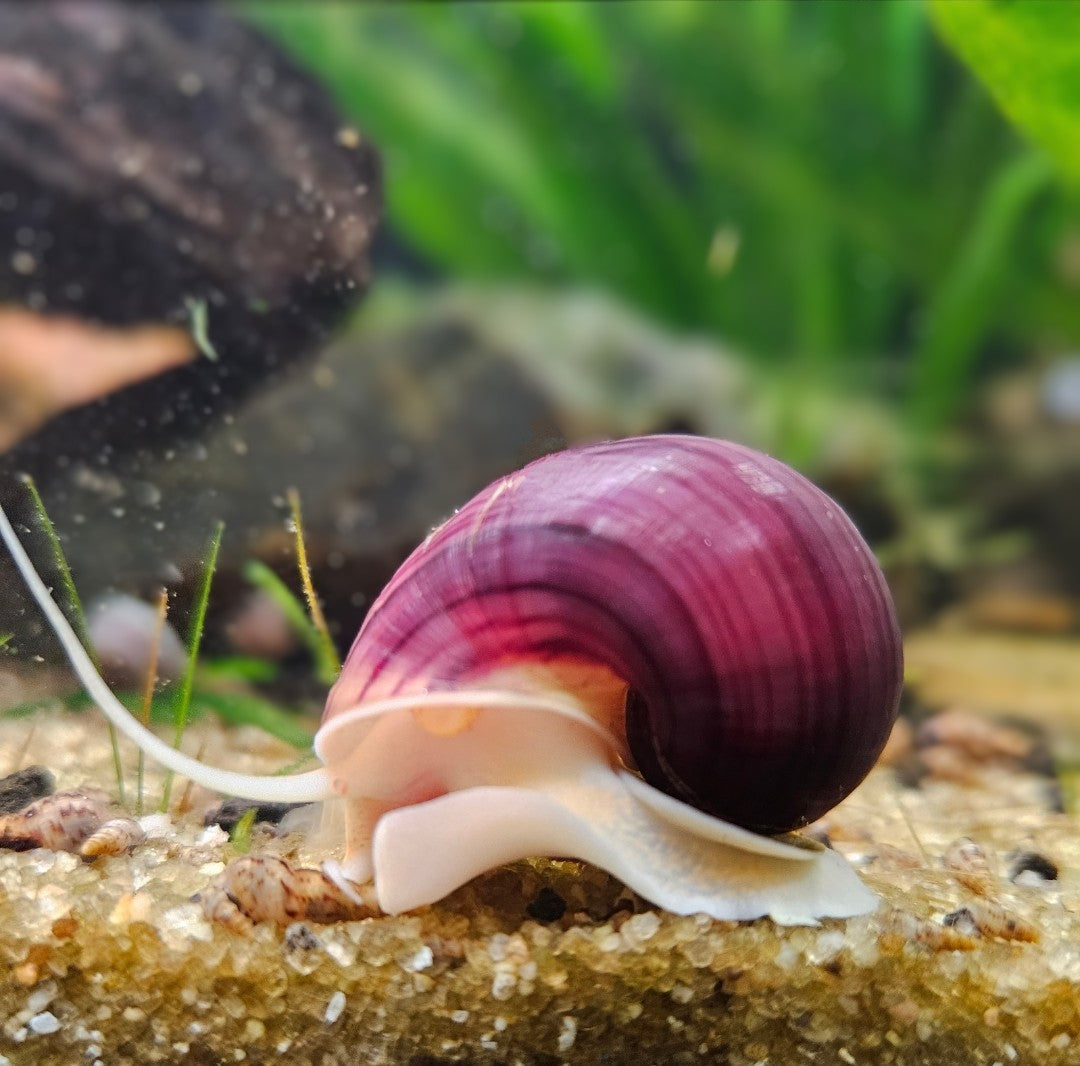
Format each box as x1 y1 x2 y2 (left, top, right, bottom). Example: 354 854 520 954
245 0 1080 454
932 0 1080 185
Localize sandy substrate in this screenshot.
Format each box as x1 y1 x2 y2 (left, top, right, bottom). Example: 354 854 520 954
1 634 1079 1065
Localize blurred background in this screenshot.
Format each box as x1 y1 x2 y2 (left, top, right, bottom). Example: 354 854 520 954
2 0 1080 727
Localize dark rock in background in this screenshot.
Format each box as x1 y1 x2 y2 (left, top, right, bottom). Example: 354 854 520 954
0 765 55 815
1 286 756 653
0 0 380 478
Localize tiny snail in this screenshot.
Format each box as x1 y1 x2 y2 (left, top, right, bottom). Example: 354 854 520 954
0 435 902 923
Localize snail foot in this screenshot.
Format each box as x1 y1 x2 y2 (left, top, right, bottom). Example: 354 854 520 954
370 769 877 923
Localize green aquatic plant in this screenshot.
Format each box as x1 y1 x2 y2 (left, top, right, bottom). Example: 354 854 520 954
245 0 1076 457
161 521 223 811
22 476 125 803
5 490 324 807
229 805 258 854
287 487 340 681
242 561 340 688
932 0 1080 185
240 488 341 688
184 295 220 362
135 588 169 815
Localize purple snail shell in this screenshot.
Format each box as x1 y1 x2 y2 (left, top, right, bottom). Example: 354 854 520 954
324 434 903 835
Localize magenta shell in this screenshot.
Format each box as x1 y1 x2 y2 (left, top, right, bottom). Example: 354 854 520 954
324 435 903 835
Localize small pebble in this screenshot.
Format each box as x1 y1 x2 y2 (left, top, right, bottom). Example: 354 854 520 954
203 798 307 831
916 709 1032 761
28 1012 60 1035
283 923 321 954
1007 851 1058 883
942 908 980 939
324 991 346 1025
525 887 567 922
0 766 55 814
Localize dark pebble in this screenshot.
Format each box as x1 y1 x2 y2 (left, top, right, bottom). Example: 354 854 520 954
525 886 567 923
203 798 307 831
942 907 980 938
0 765 55 814
284 922 322 953
1008 851 1058 882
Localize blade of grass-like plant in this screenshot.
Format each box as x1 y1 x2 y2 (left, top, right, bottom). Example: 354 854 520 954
242 560 339 687
883 0 928 137
230 805 258 854
161 521 223 811
136 588 169 815
188 689 314 750
286 488 340 682
906 152 1052 435
23 476 125 803
272 751 320 776
197 656 280 685
246 3 552 275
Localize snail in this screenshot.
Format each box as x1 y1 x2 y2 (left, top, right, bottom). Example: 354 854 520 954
0 435 902 923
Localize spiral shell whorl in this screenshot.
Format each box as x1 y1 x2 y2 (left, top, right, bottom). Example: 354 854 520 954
325 436 902 835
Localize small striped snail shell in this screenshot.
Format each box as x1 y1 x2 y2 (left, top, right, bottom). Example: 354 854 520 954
1 435 902 924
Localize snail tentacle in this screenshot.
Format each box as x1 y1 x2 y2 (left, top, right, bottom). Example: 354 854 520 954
0 505 332 804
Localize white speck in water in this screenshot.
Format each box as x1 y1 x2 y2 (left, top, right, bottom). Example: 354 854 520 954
178 71 203 96
324 991 346 1025
28 1012 60 1035
133 482 162 507
11 250 36 275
